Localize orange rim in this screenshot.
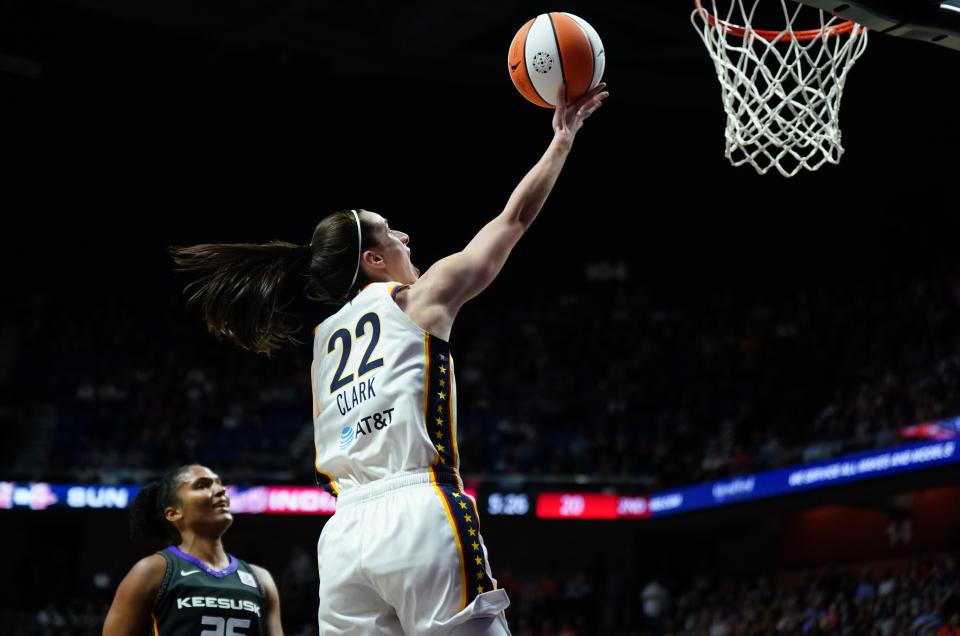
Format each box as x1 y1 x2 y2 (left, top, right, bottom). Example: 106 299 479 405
693 0 862 41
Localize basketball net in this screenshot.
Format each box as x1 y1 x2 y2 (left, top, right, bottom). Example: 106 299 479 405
691 0 868 177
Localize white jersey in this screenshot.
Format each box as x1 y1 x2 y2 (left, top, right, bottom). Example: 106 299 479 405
311 282 462 495
311 283 509 632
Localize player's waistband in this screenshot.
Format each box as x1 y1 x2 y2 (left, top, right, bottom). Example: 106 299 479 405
336 468 461 508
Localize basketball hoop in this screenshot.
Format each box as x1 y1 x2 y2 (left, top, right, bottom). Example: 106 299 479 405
691 0 868 177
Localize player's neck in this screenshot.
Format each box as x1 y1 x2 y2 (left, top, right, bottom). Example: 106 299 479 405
176 535 230 570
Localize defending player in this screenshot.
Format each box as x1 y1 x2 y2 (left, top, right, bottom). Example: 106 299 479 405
102 464 283 636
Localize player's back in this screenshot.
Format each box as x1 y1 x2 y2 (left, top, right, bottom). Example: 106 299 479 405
311 282 460 495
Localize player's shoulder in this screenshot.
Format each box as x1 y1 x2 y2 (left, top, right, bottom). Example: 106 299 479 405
132 552 168 575
246 562 279 596
122 552 168 591
245 562 274 583
359 281 401 303
316 283 385 329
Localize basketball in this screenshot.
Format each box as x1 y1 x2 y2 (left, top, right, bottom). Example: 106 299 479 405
508 12 605 108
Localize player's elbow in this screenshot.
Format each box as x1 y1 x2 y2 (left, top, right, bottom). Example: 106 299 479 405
513 206 537 232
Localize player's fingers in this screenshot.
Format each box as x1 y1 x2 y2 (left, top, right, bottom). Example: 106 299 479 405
569 86 607 115
555 83 568 113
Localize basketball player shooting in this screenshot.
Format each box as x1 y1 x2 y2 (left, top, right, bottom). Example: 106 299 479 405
170 82 607 634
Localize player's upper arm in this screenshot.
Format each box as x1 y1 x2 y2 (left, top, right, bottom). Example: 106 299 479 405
251 564 284 636
411 214 526 318
102 554 166 636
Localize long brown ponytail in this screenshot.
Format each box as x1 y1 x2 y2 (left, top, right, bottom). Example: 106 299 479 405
171 210 376 355
171 241 308 354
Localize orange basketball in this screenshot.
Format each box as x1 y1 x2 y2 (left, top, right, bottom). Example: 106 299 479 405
508 12 605 109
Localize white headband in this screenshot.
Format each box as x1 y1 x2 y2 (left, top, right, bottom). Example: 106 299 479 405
348 209 362 290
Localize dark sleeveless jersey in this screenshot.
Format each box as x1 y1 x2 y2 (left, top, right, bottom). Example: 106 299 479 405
150 546 266 636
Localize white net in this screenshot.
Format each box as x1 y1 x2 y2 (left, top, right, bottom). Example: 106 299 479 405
691 0 868 177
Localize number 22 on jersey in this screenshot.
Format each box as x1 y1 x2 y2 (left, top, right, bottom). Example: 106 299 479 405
327 312 385 392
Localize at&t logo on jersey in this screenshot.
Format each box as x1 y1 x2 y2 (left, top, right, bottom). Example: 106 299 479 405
339 426 355 449
337 408 395 450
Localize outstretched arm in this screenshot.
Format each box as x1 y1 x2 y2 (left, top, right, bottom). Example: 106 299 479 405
406 82 608 337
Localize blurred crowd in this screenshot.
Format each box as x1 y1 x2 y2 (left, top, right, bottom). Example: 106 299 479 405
454 270 960 488
650 556 960 636
284 552 960 636
2 267 958 489
24 552 960 635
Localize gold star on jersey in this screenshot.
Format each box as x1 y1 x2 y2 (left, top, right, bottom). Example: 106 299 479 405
432 484 495 608
423 335 458 477
422 336 493 607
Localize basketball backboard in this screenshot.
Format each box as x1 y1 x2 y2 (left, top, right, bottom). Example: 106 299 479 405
797 0 960 50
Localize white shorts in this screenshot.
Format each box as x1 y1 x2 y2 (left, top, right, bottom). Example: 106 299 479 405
317 469 511 635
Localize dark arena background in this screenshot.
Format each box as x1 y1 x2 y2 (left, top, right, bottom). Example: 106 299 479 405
2 0 960 634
